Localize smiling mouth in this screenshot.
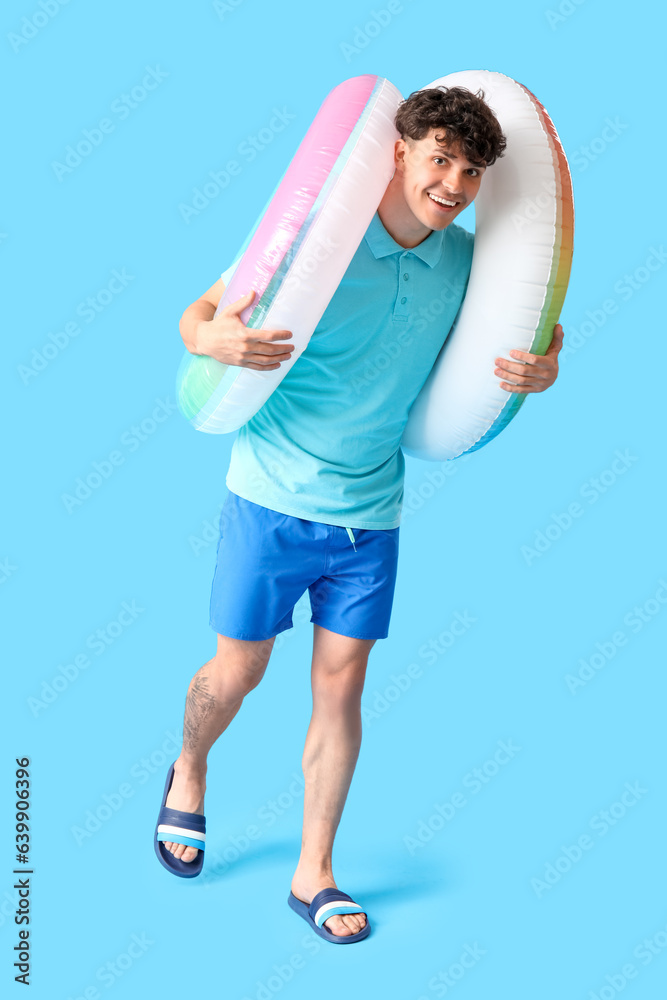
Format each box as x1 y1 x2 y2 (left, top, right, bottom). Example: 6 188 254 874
428 192 459 209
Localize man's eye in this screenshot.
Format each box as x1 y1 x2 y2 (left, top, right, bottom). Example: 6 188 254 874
434 157 446 165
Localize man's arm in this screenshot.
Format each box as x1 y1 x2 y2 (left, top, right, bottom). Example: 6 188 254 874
178 275 225 355
179 277 295 371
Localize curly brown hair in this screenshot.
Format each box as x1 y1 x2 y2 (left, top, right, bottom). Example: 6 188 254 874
395 86 507 167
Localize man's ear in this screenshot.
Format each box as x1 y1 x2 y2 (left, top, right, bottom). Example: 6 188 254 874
394 138 408 171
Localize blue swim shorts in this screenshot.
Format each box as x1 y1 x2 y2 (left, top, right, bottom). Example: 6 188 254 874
208 492 400 641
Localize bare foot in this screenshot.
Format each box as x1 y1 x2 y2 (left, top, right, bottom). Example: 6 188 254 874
290 870 367 937
161 760 206 863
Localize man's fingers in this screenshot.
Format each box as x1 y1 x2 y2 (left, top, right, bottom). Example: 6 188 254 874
247 332 294 355
495 375 548 387
497 359 529 376
544 323 564 354
259 328 294 343
499 381 538 394
247 351 293 364
496 359 549 379
248 344 294 357
223 289 256 316
507 350 535 363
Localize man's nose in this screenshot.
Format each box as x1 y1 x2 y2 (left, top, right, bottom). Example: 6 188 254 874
441 169 464 195
440 179 464 199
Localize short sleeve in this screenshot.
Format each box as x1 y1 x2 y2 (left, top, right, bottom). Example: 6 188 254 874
221 257 242 286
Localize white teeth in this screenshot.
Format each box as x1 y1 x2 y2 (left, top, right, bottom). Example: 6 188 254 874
428 193 457 206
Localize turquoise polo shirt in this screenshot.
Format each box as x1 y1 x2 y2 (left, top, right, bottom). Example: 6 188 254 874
220 211 474 530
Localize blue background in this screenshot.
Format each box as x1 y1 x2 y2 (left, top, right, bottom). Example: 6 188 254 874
3 0 666 997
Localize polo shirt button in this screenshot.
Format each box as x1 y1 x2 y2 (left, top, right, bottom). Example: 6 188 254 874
401 296 407 304
403 273 409 281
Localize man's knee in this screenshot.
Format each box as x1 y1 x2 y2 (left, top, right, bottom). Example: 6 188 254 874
215 633 274 692
313 640 375 687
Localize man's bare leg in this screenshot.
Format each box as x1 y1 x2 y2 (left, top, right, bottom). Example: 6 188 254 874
162 632 275 862
290 623 375 938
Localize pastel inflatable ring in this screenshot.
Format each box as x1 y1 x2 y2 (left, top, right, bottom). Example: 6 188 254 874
176 75 402 434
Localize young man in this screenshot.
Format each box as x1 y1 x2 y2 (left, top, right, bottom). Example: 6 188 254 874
155 87 563 942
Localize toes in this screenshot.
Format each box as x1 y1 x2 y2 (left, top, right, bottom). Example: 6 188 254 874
342 913 366 934
324 916 353 936
320 911 368 936
161 840 198 862
323 913 368 936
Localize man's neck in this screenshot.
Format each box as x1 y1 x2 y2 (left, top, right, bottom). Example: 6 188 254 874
377 178 433 250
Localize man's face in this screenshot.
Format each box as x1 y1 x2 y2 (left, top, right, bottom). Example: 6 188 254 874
395 127 486 233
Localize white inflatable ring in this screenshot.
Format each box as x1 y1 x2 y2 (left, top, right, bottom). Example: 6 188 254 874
402 71 574 459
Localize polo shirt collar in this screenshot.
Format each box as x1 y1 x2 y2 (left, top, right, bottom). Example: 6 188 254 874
364 210 445 268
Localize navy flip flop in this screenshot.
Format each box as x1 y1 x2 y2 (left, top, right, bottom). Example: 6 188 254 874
288 888 371 943
154 762 206 878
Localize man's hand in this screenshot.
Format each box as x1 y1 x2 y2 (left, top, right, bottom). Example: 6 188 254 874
494 323 564 393
195 290 295 370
